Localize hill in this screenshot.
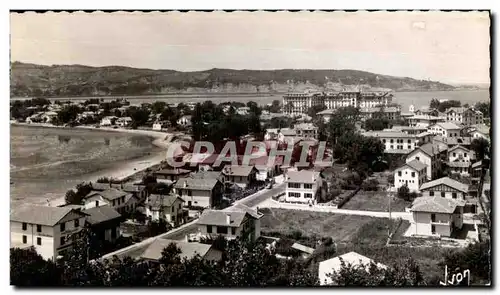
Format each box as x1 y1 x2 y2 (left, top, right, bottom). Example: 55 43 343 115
10 62 455 97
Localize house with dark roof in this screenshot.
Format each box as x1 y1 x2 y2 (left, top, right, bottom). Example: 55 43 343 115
419 177 469 200
405 143 445 180
468 124 490 142
82 188 139 215
409 196 465 237
91 182 148 203
139 238 222 263
222 165 258 188
394 159 427 192
82 206 123 243
145 194 186 227
10 205 89 260
433 136 472 150
197 204 263 242
173 177 223 208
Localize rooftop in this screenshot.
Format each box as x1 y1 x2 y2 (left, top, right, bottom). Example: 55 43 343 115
432 122 462 130
419 177 469 193
85 188 130 201
401 159 427 172
11 205 87 226
410 196 465 214
140 238 213 261
83 206 122 225
197 210 247 227
287 170 321 184
222 165 256 177
173 178 219 191
146 194 184 210
362 131 415 139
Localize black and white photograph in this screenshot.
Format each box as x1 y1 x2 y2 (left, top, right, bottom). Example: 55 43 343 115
8 9 492 287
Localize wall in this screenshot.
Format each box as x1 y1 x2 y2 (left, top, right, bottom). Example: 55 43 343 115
285 179 321 203
83 195 109 210
448 149 473 163
412 212 452 237
180 189 211 208
421 190 466 200
10 221 55 260
394 167 420 192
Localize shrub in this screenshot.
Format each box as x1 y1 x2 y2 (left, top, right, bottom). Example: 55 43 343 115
361 178 379 191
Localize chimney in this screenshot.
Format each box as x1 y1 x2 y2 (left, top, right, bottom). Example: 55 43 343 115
226 214 231 225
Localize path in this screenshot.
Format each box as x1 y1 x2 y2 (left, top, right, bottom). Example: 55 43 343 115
258 198 413 221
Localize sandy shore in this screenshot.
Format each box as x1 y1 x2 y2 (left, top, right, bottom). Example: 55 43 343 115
11 122 177 207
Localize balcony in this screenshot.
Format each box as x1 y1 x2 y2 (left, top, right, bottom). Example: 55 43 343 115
430 220 450 226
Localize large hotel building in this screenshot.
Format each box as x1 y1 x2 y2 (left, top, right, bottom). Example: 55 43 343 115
282 90 394 115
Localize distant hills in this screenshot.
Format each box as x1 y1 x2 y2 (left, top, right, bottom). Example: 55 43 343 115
10 62 456 98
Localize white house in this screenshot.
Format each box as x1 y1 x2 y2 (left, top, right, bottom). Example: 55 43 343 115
10 205 88 260
361 131 418 155
222 165 258 188
405 143 444 180
197 203 263 243
177 115 192 127
145 194 186 227
294 123 318 139
447 145 475 176
318 252 388 286
152 122 163 131
285 170 324 204
100 116 117 126
406 115 445 128
428 122 461 138
82 188 138 215
140 238 222 263
173 178 224 208
446 107 483 126
409 196 464 238
394 159 427 192
116 116 133 127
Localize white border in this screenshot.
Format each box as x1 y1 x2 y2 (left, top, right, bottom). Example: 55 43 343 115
2 1 498 293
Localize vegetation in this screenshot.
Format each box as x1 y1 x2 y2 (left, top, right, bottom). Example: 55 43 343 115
470 138 490 161
474 102 490 122
65 182 92 205
396 185 419 202
364 117 391 131
429 98 461 112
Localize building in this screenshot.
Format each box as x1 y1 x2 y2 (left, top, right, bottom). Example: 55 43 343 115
152 122 163 130
285 169 324 204
294 123 319 139
409 196 464 237
414 107 439 117
145 194 186 227
419 177 469 200
428 122 462 138
433 136 472 150
222 165 258 188
154 168 192 182
177 115 192 127
197 204 263 242
140 238 222 263
406 115 445 128
82 206 123 243
359 106 401 121
447 145 475 176
318 252 387 286
361 130 418 155
10 205 88 260
394 160 427 192
116 117 132 127
100 116 117 126
173 177 223 208
282 90 393 115
446 107 483 126
468 124 490 142
317 109 335 123
82 188 138 215
90 182 149 204
406 143 445 180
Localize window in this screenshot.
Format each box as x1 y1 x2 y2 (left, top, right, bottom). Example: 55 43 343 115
382 139 386 143
95 200 99 207
431 214 436 222
171 207 174 213
188 190 192 197
452 193 457 199
207 226 212 234
74 219 79 228
304 184 312 189
288 192 300 198
464 153 468 158
217 226 228 234
231 228 236 235
117 199 120 205
111 228 117 239
37 237 42 245
304 193 313 199
122 196 125 203
288 183 300 189
60 237 65 246
37 225 42 232
441 192 445 198
390 145 394 149
22 235 27 244
22 223 27 231
453 153 456 157
408 139 411 143
429 191 434 196
431 225 436 234
112 200 116 206
411 172 415 177
60 222 66 232
390 139 394 143
416 157 420 161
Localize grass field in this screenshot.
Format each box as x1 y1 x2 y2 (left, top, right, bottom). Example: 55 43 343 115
260 208 452 283
342 191 411 212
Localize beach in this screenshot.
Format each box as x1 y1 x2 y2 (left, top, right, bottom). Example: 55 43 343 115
10 123 174 208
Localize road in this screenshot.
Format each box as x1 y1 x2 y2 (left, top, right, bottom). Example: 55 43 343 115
98 183 285 260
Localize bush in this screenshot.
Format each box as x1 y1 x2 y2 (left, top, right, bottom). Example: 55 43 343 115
361 178 379 191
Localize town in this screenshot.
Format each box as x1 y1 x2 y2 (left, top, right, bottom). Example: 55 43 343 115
10 87 491 286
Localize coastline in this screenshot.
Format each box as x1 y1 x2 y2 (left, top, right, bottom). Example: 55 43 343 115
11 122 173 207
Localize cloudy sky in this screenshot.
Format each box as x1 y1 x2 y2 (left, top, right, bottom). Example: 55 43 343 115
10 11 490 84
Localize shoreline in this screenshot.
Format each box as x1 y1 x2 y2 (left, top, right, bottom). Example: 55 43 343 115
11 122 174 207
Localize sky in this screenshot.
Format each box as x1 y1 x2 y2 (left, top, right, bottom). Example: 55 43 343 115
10 11 491 84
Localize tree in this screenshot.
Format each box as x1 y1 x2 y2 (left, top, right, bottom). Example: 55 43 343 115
474 102 490 118
269 100 281 113
364 118 390 131
470 138 490 161
65 182 92 205
10 247 61 286
326 106 360 146
307 104 326 119
151 101 167 114
57 105 81 124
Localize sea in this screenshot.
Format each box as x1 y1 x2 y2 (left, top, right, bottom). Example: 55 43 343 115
10 90 489 205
